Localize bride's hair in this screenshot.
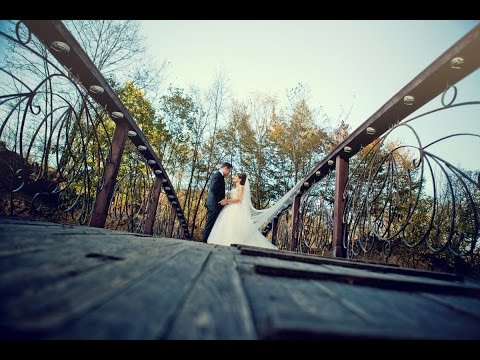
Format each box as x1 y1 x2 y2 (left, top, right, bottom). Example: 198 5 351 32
236 172 247 185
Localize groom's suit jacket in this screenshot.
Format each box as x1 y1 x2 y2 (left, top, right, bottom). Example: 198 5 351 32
205 171 225 209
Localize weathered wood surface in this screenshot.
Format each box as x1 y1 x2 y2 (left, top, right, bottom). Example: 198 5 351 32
1 218 480 339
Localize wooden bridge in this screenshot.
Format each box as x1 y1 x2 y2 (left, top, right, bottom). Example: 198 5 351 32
1 218 479 339
1 21 480 339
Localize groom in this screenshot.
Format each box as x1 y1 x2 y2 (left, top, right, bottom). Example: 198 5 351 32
202 162 232 243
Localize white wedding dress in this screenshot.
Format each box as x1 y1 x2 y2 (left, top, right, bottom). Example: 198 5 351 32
207 179 277 249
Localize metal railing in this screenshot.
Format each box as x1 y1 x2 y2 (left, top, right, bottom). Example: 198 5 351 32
0 20 190 239
264 24 480 274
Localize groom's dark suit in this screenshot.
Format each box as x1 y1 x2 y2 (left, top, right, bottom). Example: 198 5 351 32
202 170 225 243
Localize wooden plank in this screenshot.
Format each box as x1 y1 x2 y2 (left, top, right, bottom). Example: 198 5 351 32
48 246 212 339
0 235 182 302
254 263 480 297
237 245 466 282
0 228 183 287
237 252 478 297
237 259 480 339
317 263 466 288
236 262 374 339
421 293 480 321
165 246 256 339
315 281 480 339
0 220 174 255
0 236 190 336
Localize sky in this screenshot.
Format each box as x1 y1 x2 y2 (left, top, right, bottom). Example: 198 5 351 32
140 20 480 174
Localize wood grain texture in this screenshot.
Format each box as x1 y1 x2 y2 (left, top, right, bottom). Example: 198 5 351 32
0 222 189 336
237 245 465 282
236 262 372 339
50 246 212 339
1 219 480 339
165 246 256 339
316 281 480 339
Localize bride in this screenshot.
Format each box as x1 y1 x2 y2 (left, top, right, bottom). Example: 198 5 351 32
207 173 277 249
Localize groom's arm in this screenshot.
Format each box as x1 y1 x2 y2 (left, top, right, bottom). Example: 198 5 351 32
210 173 225 203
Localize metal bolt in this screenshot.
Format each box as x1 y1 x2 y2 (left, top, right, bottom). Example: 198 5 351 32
450 57 464 69
403 95 415 106
50 41 70 53
89 85 104 94
111 111 124 119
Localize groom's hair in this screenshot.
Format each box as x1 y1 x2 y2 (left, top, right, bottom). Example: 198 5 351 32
220 162 233 169
237 173 247 185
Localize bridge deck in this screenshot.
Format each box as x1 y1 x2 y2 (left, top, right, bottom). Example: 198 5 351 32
1 218 480 339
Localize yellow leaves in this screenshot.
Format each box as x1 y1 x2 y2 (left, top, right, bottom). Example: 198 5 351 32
117 81 155 129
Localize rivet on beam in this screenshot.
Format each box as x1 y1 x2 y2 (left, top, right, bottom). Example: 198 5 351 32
50 41 70 53
137 145 147 151
328 160 334 166
111 111 124 119
344 146 352 153
172 201 178 205
366 127 376 135
154 170 163 175
303 182 309 187
315 170 321 176
89 85 105 94
450 57 464 69
147 159 156 165
127 130 137 137
403 95 415 106
162 178 168 183
168 195 174 199
164 186 171 191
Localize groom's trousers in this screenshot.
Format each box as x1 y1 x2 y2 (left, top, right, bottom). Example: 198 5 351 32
202 205 222 243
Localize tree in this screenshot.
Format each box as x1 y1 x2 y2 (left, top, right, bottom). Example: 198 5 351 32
269 84 329 186
64 20 167 98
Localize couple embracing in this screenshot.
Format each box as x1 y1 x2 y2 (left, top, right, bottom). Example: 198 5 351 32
201 162 277 249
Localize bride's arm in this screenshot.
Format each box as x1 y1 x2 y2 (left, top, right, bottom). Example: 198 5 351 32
226 186 244 204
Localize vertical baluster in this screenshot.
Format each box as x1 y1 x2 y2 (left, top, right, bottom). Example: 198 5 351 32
90 121 129 228
332 155 349 257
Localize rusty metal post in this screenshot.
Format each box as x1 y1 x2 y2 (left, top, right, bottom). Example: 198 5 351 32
166 205 176 238
289 194 301 252
144 176 163 235
271 216 279 246
332 155 349 257
89 121 129 228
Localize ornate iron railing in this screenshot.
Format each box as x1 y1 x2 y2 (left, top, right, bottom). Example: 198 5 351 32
266 24 480 275
343 84 480 271
0 20 190 239
295 170 335 255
